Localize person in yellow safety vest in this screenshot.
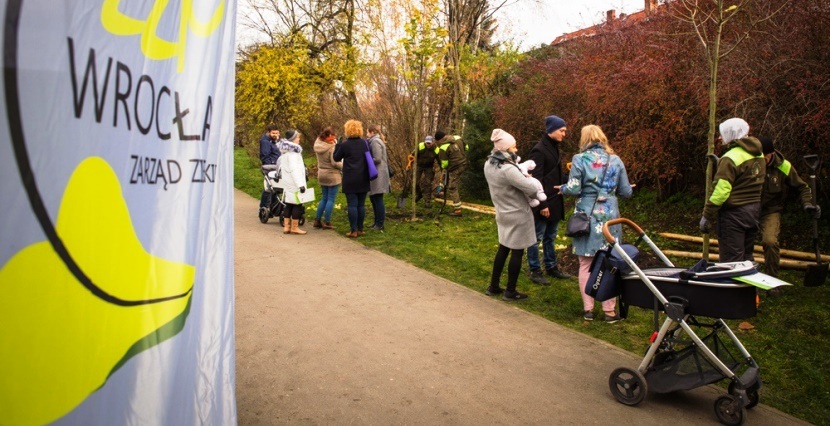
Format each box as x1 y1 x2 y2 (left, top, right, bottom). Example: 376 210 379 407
758 137 818 295
412 135 440 208
436 131 468 216
700 118 766 263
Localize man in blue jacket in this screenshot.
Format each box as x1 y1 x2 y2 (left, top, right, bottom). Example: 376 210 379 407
259 125 281 210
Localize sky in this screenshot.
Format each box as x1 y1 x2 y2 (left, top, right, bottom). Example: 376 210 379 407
236 0 646 52
493 0 646 50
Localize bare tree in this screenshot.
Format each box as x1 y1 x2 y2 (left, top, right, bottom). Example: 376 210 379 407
441 0 510 132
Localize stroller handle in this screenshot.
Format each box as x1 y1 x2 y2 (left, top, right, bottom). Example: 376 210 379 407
602 218 645 243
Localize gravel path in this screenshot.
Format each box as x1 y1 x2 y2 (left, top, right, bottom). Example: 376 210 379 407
233 189 805 425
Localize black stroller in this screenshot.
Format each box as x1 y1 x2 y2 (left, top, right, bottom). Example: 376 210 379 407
258 168 305 226
598 218 763 426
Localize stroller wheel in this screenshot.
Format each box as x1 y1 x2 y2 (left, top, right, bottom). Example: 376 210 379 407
298 216 305 226
609 367 648 406
258 207 269 224
728 382 760 409
714 395 745 425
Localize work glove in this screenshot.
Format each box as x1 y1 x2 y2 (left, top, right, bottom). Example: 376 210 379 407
804 204 821 219
300 186 306 193
699 217 711 233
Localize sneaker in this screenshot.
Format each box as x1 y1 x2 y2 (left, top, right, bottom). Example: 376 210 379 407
583 311 595 321
547 268 573 279
369 224 384 231
529 269 549 285
604 313 623 324
502 291 528 301
485 287 504 296
449 209 463 217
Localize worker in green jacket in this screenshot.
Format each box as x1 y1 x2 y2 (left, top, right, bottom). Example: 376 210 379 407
700 118 766 263
759 137 819 285
412 135 440 208
436 131 467 216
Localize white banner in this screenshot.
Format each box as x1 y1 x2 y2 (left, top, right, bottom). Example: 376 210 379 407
0 0 236 424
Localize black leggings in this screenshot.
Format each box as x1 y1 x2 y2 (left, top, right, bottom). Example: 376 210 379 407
490 244 524 292
283 203 304 220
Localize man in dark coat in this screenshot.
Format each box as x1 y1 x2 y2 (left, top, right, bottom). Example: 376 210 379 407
526 115 572 284
259 124 281 210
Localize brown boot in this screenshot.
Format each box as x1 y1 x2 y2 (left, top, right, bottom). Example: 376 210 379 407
313 218 323 229
322 221 334 230
282 219 291 234
289 219 307 235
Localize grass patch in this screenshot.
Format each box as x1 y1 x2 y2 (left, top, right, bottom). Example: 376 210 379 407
235 147 829 425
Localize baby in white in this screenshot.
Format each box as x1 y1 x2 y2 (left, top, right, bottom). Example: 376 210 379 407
516 157 547 207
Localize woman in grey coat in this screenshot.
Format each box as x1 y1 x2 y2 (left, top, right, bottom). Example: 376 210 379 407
367 124 390 230
484 129 544 301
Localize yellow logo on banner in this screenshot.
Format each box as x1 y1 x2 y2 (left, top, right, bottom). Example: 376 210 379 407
101 0 225 72
0 158 194 425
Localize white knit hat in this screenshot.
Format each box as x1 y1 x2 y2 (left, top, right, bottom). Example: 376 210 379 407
491 129 516 152
719 118 749 145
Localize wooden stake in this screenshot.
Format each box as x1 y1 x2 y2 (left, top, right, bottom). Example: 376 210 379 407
658 232 830 262
661 250 812 270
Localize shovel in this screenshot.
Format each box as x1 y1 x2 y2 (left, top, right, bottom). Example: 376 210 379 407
803 154 827 287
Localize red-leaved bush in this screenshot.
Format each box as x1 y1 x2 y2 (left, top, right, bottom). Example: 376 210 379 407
493 0 829 198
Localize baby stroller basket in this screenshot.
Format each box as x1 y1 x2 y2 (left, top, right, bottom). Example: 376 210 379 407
602 218 761 425
621 267 756 319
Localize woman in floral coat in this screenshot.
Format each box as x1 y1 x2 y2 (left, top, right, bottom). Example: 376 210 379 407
559 125 634 323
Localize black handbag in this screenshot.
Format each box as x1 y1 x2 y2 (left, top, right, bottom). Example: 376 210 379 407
566 212 591 237
565 160 609 238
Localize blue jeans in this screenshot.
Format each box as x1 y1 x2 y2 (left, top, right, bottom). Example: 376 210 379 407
369 193 385 227
315 185 340 222
345 192 367 232
527 219 560 272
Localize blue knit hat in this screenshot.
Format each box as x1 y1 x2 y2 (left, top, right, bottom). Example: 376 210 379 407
545 115 566 133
